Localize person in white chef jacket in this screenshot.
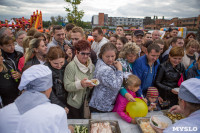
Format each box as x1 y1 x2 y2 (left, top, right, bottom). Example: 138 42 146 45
163 78 200 133
0 64 73 133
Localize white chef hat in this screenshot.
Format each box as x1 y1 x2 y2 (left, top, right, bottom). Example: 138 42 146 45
179 78 200 104
18 64 52 92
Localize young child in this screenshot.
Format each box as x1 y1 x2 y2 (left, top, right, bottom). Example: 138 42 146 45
146 87 161 111
113 74 141 124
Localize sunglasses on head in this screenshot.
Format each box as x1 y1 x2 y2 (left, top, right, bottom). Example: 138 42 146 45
79 51 91 56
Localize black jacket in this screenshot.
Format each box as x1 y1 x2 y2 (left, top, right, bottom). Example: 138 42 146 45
25 56 40 67
186 63 200 79
0 61 19 106
155 61 185 106
46 62 68 108
2 50 23 71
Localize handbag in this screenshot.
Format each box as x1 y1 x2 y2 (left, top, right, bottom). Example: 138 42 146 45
83 88 91 119
178 73 184 87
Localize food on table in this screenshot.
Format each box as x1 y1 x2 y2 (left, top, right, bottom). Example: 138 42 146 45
151 116 168 129
166 112 184 122
140 121 156 133
91 122 112 133
74 125 88 133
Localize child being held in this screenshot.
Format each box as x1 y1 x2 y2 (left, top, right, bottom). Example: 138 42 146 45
146 87 161 111
113 74 142 124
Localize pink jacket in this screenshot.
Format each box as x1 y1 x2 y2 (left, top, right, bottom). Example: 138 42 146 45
18 56 25 72
113 89 140 123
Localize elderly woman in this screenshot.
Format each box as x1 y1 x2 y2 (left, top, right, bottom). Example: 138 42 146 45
182 40 200 69
64 40 95 119
117 42 140 73
155 47 185 108
89 42 123 112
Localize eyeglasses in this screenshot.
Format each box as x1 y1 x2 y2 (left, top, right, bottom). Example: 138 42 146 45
79 51 91 56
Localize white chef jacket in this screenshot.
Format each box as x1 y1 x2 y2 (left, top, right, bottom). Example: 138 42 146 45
0 102 71 133
164 110 200 133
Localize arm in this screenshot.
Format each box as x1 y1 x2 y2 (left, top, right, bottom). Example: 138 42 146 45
155 65 172 92
120 88 128 97
58 110 72 133
63 63 84 92
99 68 123 91
132 60 143 96
116 96 132 123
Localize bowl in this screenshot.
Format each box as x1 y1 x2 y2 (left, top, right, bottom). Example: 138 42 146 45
150 115 172 132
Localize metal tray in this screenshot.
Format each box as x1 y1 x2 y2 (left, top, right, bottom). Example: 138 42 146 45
162 110 184 123
135 117 156 133
89 120 121 133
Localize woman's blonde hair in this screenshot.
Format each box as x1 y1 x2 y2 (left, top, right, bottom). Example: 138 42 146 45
186 40 200 50
24 38 42 63
22 36 34 53
0 49 7 72
118 42 140 59
123 74 141 88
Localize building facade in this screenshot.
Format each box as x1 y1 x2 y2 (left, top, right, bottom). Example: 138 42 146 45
144 15 200 30
92 13 143 27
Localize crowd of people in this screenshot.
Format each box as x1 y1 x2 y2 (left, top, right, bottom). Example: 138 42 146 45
0 24 200 132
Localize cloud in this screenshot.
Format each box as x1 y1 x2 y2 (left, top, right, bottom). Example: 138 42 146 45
0 0 199 22
116 0 200 19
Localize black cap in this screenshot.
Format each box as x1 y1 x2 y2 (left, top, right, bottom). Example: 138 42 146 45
134 30 144 36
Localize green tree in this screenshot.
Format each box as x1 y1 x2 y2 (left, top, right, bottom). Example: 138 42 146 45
64 0 84 25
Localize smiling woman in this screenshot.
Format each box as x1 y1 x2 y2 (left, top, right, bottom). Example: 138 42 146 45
46 46 69 113
155 47 185 108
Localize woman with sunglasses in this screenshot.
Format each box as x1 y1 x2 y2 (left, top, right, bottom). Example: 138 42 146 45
64 40 95 119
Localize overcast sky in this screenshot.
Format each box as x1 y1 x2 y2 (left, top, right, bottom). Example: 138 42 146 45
0 0 199 22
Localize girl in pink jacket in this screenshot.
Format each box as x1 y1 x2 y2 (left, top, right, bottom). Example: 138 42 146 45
113 74 142 124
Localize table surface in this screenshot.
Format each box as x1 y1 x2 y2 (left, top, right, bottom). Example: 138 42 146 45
68 111 164 133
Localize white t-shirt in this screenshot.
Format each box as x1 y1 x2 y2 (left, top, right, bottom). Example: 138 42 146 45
15 43 24 54
91 37 108 57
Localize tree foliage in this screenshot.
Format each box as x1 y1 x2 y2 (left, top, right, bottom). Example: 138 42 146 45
64 0 84 26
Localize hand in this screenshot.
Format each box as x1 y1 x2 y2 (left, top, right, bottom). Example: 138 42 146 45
143 98 148 104
66 48 73 58
169 105 182 114
131 119 136 124
158 97 163 104
125 93 136 102
11 71 21 80
64 107 69 114
81 78 95 88
171 89 178 95
68 125 74 133
64 44 70 51
113 61 122 71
